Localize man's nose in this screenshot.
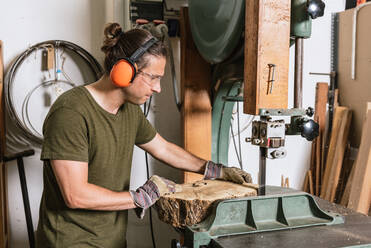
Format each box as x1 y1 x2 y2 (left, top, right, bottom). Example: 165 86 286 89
152 81 161 93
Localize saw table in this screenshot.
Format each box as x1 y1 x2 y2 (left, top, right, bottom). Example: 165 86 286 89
174 187 371 248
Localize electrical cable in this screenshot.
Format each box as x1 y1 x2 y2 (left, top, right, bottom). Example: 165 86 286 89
143 97 157 248
4 40 103 145
230 122 242 168
237 103 243 168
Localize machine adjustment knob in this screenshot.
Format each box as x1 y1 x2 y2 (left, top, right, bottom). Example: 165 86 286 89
300 119 319 141
271 149 287 159
307 0 325 19
306 107 315 117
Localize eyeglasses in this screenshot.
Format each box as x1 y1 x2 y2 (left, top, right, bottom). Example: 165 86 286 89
138 70 163 85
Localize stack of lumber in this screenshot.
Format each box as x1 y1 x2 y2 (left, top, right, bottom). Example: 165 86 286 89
304 82 370 214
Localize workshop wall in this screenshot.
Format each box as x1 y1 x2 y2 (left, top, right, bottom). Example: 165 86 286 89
0 0 179 247
0 0 346 248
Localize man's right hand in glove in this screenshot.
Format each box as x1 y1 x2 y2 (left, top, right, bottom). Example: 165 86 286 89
130 175 181 219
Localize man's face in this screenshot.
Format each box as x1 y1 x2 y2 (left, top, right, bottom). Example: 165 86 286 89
123 55 166 105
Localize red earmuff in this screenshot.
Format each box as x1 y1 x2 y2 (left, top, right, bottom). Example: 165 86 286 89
110 59 138 87
109 37 158 88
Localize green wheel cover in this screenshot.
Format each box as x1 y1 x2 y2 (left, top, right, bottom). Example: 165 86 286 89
188 0 245 64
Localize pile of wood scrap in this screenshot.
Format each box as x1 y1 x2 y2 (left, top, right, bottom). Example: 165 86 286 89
304 82 370 215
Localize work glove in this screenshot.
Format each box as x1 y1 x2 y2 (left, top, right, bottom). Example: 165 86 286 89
203 161 252 184
130 175 181 219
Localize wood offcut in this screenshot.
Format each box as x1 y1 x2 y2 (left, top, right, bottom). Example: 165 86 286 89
155 180 257 228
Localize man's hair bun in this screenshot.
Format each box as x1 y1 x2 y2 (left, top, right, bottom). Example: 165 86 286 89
101 23 123 54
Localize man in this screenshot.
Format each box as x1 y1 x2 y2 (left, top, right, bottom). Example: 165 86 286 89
36 23 251 248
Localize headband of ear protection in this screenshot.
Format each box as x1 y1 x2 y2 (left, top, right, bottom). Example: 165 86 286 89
110 37 158 87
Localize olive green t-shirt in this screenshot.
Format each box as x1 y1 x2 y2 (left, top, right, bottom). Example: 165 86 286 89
36 86 156 248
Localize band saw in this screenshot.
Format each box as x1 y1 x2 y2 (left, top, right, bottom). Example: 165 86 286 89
170 0 371 247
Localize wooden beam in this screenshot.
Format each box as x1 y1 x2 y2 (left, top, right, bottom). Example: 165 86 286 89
348 103 371 214
180 8 212 183
244 0 290 114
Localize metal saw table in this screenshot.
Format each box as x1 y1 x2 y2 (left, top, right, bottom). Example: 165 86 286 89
179 187 371 248
210 197 371 248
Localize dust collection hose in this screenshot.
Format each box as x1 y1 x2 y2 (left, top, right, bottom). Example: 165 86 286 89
4 40 103 145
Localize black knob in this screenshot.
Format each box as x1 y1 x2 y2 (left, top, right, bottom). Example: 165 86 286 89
307 0 325 19
306 107 315 117
300 119 319 141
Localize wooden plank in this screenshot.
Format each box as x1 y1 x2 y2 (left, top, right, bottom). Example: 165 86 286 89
340 161 355 206
338 7 371 148
303 171 309 192
0 40 8 248
315 83 329 195
180 8 212 183
243 0 290 115
348 103 371 214
308 170 314 195
321 107 346 199
321 107 352 201
328 109 352 202
309 83 328 196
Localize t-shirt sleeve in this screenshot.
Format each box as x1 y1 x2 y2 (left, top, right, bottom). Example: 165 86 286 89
41 107 89 162
135 108 156 145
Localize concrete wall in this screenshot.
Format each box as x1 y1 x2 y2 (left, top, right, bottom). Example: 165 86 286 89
0 0 345 247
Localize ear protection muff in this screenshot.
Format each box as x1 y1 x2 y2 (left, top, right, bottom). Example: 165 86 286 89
110 37 158 87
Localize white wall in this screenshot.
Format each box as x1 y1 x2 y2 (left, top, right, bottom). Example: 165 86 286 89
0 0 345 247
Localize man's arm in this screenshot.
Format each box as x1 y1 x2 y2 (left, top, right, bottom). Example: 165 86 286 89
51 160 136 210
138 133 207 174
139 133 253 184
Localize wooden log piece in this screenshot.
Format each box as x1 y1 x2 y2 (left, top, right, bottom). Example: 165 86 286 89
155 180 257 228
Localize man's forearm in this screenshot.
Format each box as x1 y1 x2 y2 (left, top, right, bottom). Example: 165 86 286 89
154 141 207 174
62 183 136 210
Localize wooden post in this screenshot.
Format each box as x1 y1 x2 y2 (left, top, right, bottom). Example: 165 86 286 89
244 0 290 114
180 8 212 183
0 40 9 248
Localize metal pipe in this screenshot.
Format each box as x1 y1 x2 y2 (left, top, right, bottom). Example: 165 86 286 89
258 147 267 195
294 38 304 108
258 115 268 196
17 157 35 248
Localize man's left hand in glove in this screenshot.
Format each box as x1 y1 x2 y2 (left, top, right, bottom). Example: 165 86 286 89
203 161 252 184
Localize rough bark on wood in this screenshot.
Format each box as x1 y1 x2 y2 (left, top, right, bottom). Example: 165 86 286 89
155 180 257 228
